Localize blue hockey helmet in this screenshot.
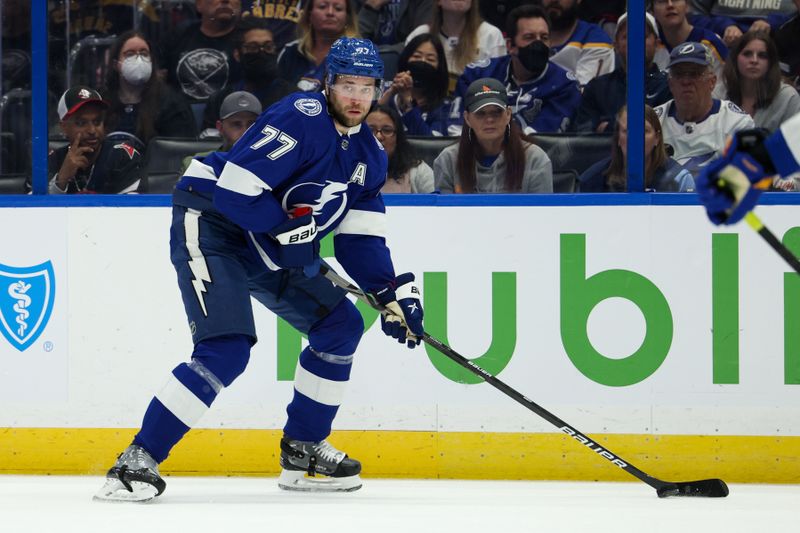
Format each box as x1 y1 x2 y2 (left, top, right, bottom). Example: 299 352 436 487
325 37 384 87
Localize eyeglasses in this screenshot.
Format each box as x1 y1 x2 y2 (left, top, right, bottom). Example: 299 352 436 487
369 126 396 137
668 69 709 81
121 50 150 60
241 42 277 54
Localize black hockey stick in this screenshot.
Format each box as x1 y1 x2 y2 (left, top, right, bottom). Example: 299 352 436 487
321 265 729 498
744 212 800 274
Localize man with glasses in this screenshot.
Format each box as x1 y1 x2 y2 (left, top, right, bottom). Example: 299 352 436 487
94 37 425 501
201 17 294 135
655 42 754 177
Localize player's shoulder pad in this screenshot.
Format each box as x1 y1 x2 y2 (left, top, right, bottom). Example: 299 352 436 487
726 101 747 115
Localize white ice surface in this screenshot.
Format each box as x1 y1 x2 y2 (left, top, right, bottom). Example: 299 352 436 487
1 476 798 533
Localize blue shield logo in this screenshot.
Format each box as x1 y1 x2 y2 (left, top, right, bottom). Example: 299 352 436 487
0 261 56 352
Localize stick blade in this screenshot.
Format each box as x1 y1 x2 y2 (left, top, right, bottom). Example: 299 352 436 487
657 479 729 498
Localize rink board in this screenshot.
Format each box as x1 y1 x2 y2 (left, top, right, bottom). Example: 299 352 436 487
1 203 800 481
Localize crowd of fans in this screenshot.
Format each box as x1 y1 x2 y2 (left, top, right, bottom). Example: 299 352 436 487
1 0 799 194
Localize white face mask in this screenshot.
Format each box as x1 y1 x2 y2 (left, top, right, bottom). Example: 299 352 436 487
120 56 152 86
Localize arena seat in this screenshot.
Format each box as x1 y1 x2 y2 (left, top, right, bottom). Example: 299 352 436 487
0 174 27 195
407 136 458 170
143 137 221 193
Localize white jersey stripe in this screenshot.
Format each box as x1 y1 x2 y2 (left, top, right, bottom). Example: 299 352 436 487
185 159 218 181
217 161 272 197
293 364 347 406
334 209 386 238
155 374 210 428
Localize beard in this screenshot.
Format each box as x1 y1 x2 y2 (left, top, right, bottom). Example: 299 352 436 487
548 3 579 32
328 94 369 128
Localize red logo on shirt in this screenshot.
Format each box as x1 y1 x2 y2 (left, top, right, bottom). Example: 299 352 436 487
114 142 139 159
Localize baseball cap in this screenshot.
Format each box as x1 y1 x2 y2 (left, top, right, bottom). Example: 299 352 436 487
219 91 263 120
616 12 658 37
464 78 507 113
57 86 108 120
667 42 712 68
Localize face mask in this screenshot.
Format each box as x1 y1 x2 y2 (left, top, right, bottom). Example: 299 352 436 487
407 60 439 89
517 41 549 78
120 55 152 86
241 52 278 82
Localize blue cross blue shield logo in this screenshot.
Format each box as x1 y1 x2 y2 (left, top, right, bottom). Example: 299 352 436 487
0 261 56 352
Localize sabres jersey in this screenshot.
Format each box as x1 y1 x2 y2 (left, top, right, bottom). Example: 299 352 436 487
455 55 582 134
766 111 800 178
655 99 755 176
549 19 615 86
175 92 395 291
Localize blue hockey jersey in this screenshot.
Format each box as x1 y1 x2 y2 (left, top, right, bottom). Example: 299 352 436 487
454 56 582 134
175 92 396 292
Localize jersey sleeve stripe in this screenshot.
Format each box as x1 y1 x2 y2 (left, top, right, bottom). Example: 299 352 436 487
334 209 386 237
185 158 218 181
217 161 272 197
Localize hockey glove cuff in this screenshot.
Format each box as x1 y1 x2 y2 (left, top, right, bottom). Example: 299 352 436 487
371 273 424 348
269 207 320 277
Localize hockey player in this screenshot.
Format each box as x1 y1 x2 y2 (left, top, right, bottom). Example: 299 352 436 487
94 37 425 501
695 112 800 225
453 5 582 134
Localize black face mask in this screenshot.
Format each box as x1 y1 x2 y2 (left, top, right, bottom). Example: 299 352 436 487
240 51 278 82
517 41 549 78
407 60 439 89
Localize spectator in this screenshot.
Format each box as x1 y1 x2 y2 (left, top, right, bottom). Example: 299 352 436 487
182 91 263 173
655 42 754 177
455 5 582 134
576 0 626 34
576 12 671 133
355 0 434 46
542 0 615 86
771 0 800 88
435 78 553 193
689 0 797 47
578 105 694 192
242 0 304 52
722 32 800 133
367 105 435 193
405 0 506 87
161 0 242 103
29 86 144 194
201 17 295 134
478 0 525 32
103 30 197 149
378 33 460 136
278 0 359 91
652 0 728 98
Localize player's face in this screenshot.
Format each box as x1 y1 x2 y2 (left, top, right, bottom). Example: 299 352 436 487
309 0 348 35
60 106 106 150
328 76 376 128
410 41 439 69
366 111 397 157
737 39 769 81
464 104 511 145
653 0 687 27
218 111 257 149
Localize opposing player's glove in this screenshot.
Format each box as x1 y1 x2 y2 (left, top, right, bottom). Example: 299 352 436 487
696 129 776 225
371 273 424 348
269 207 320 277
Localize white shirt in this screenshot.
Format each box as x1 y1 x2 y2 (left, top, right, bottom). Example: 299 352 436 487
406 22 506 76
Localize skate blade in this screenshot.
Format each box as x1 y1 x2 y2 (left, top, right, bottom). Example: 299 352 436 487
278 469 362 492
93 478 159 503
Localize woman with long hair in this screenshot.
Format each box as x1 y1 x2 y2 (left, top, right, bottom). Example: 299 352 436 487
367 105 435 193
277 0 359 91
434 78 552 193
378 33 460 136
722 31 800 133
578 106 694 192
405 0 505 88
103 30 196 148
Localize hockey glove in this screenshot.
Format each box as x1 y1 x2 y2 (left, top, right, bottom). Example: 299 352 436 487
696 129 775 225
371 273 424 348
269 207 320 277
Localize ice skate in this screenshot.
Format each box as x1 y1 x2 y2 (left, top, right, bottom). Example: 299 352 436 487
93 445 166 502
278 437 362 492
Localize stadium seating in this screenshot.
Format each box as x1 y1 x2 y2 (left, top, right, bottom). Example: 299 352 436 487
143 136 221 193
